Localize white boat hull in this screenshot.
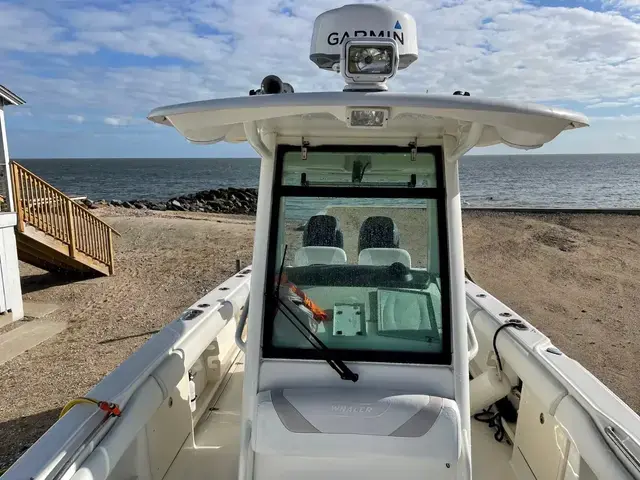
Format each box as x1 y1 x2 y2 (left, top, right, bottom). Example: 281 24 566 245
4 268 638 480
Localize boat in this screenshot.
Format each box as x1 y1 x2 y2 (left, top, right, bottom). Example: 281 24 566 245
4 4 640 480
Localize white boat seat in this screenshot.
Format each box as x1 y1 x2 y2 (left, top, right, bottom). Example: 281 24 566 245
358 248 412 268
294 246 348 266
253 388 461 480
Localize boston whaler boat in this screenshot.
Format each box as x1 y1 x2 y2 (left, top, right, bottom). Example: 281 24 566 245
5 4 640 480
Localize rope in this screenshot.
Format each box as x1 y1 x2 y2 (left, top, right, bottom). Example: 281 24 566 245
59 397 121 419
473 408 511 445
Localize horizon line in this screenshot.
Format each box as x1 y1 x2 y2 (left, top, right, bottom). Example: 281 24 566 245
13 152 637 161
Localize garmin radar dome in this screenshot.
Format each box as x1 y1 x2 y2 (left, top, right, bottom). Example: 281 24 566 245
310 4 418 91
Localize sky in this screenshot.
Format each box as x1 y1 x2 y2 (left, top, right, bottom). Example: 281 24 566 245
3 0 640 158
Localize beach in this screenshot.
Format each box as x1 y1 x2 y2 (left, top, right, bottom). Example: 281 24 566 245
0 208 639 470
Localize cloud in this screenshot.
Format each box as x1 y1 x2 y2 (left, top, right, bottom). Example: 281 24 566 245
104 116 129 126
67 114 85 123
3 0 640 156
586 101 629 109
0 2 95 55
616 132 636 140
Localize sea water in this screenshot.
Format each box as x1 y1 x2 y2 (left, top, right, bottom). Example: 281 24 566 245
17 154 640 222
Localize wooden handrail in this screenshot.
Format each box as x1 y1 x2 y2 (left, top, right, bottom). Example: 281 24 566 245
11 162 120 234
11 161 118 275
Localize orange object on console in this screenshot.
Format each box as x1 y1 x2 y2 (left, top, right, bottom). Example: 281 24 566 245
279 273 328 322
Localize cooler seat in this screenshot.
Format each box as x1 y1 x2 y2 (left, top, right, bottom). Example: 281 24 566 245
252 388 461 480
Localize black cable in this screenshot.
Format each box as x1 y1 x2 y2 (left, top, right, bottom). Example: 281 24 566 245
492 322 520 372
473 408 511 445
357 162 370 182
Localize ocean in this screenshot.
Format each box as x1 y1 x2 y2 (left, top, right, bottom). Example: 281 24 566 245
16 154 640 210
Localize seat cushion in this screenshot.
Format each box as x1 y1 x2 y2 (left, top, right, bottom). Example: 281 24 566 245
294 246 348 266
253 388 460 460
358 216 400 252
358 248 412 267
303 215 344 248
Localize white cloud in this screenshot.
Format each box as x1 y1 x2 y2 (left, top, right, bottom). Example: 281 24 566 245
586 101 629 109
4 0 640 154
67 114 85 123
0 2 95 55
104 116 129 126
616 132 636 140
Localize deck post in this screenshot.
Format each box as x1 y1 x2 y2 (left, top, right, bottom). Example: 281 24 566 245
0 107 15 212
108 230 115 275
11 164 24 232
65 198 76 259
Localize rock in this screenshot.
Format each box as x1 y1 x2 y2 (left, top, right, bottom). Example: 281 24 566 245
112 188 258 215
82 198 93 208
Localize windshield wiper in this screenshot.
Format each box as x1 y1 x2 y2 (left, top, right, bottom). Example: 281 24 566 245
274 245 358 382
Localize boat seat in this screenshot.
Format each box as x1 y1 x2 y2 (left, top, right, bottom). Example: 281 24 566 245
358 216 400 253
303 215 344 248
253 388 461 480
294 246 348 266
358 248 411 268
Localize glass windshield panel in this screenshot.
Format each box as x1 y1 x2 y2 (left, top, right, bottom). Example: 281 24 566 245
283 151 437 187
265 148 448 363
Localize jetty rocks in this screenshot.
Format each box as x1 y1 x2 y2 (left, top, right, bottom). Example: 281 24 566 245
82 188 258 215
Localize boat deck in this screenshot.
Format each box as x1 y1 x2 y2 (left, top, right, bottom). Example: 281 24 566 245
164 358 517 480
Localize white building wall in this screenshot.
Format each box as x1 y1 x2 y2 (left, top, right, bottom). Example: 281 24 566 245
0 106 24 321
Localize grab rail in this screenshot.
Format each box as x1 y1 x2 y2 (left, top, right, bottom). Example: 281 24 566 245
2 271 251 480
235 294 250 352
467 312 479 361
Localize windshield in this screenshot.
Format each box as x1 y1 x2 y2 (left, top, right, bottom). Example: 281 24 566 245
263 145 451 365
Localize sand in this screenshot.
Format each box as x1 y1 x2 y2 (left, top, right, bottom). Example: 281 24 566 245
0 208 255 471
0 208 638 470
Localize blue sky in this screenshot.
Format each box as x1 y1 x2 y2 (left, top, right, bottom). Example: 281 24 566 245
3 0 640 158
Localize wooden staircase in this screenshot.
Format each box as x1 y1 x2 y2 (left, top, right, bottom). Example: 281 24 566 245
11 162 118 276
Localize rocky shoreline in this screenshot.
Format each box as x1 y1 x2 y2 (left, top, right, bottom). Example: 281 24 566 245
79 187 258 215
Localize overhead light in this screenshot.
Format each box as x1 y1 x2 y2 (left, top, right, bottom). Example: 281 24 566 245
347 107 389 128
341 38 398 90
348 45 395 75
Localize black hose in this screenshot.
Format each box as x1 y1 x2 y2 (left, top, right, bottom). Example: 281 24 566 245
492 322 520 372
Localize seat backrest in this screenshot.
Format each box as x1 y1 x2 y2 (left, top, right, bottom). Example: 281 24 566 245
358 248 411 268
303 215 344 248
252 388 461 480
294 246 348 266
358 216 399 253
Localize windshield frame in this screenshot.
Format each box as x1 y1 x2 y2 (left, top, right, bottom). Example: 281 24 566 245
262 144 452 365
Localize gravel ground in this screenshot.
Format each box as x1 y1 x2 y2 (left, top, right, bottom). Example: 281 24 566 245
0 208 638 470
0 208 255 471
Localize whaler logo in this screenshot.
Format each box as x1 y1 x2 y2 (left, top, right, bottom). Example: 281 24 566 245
327 22 404 46
331 404 374 414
